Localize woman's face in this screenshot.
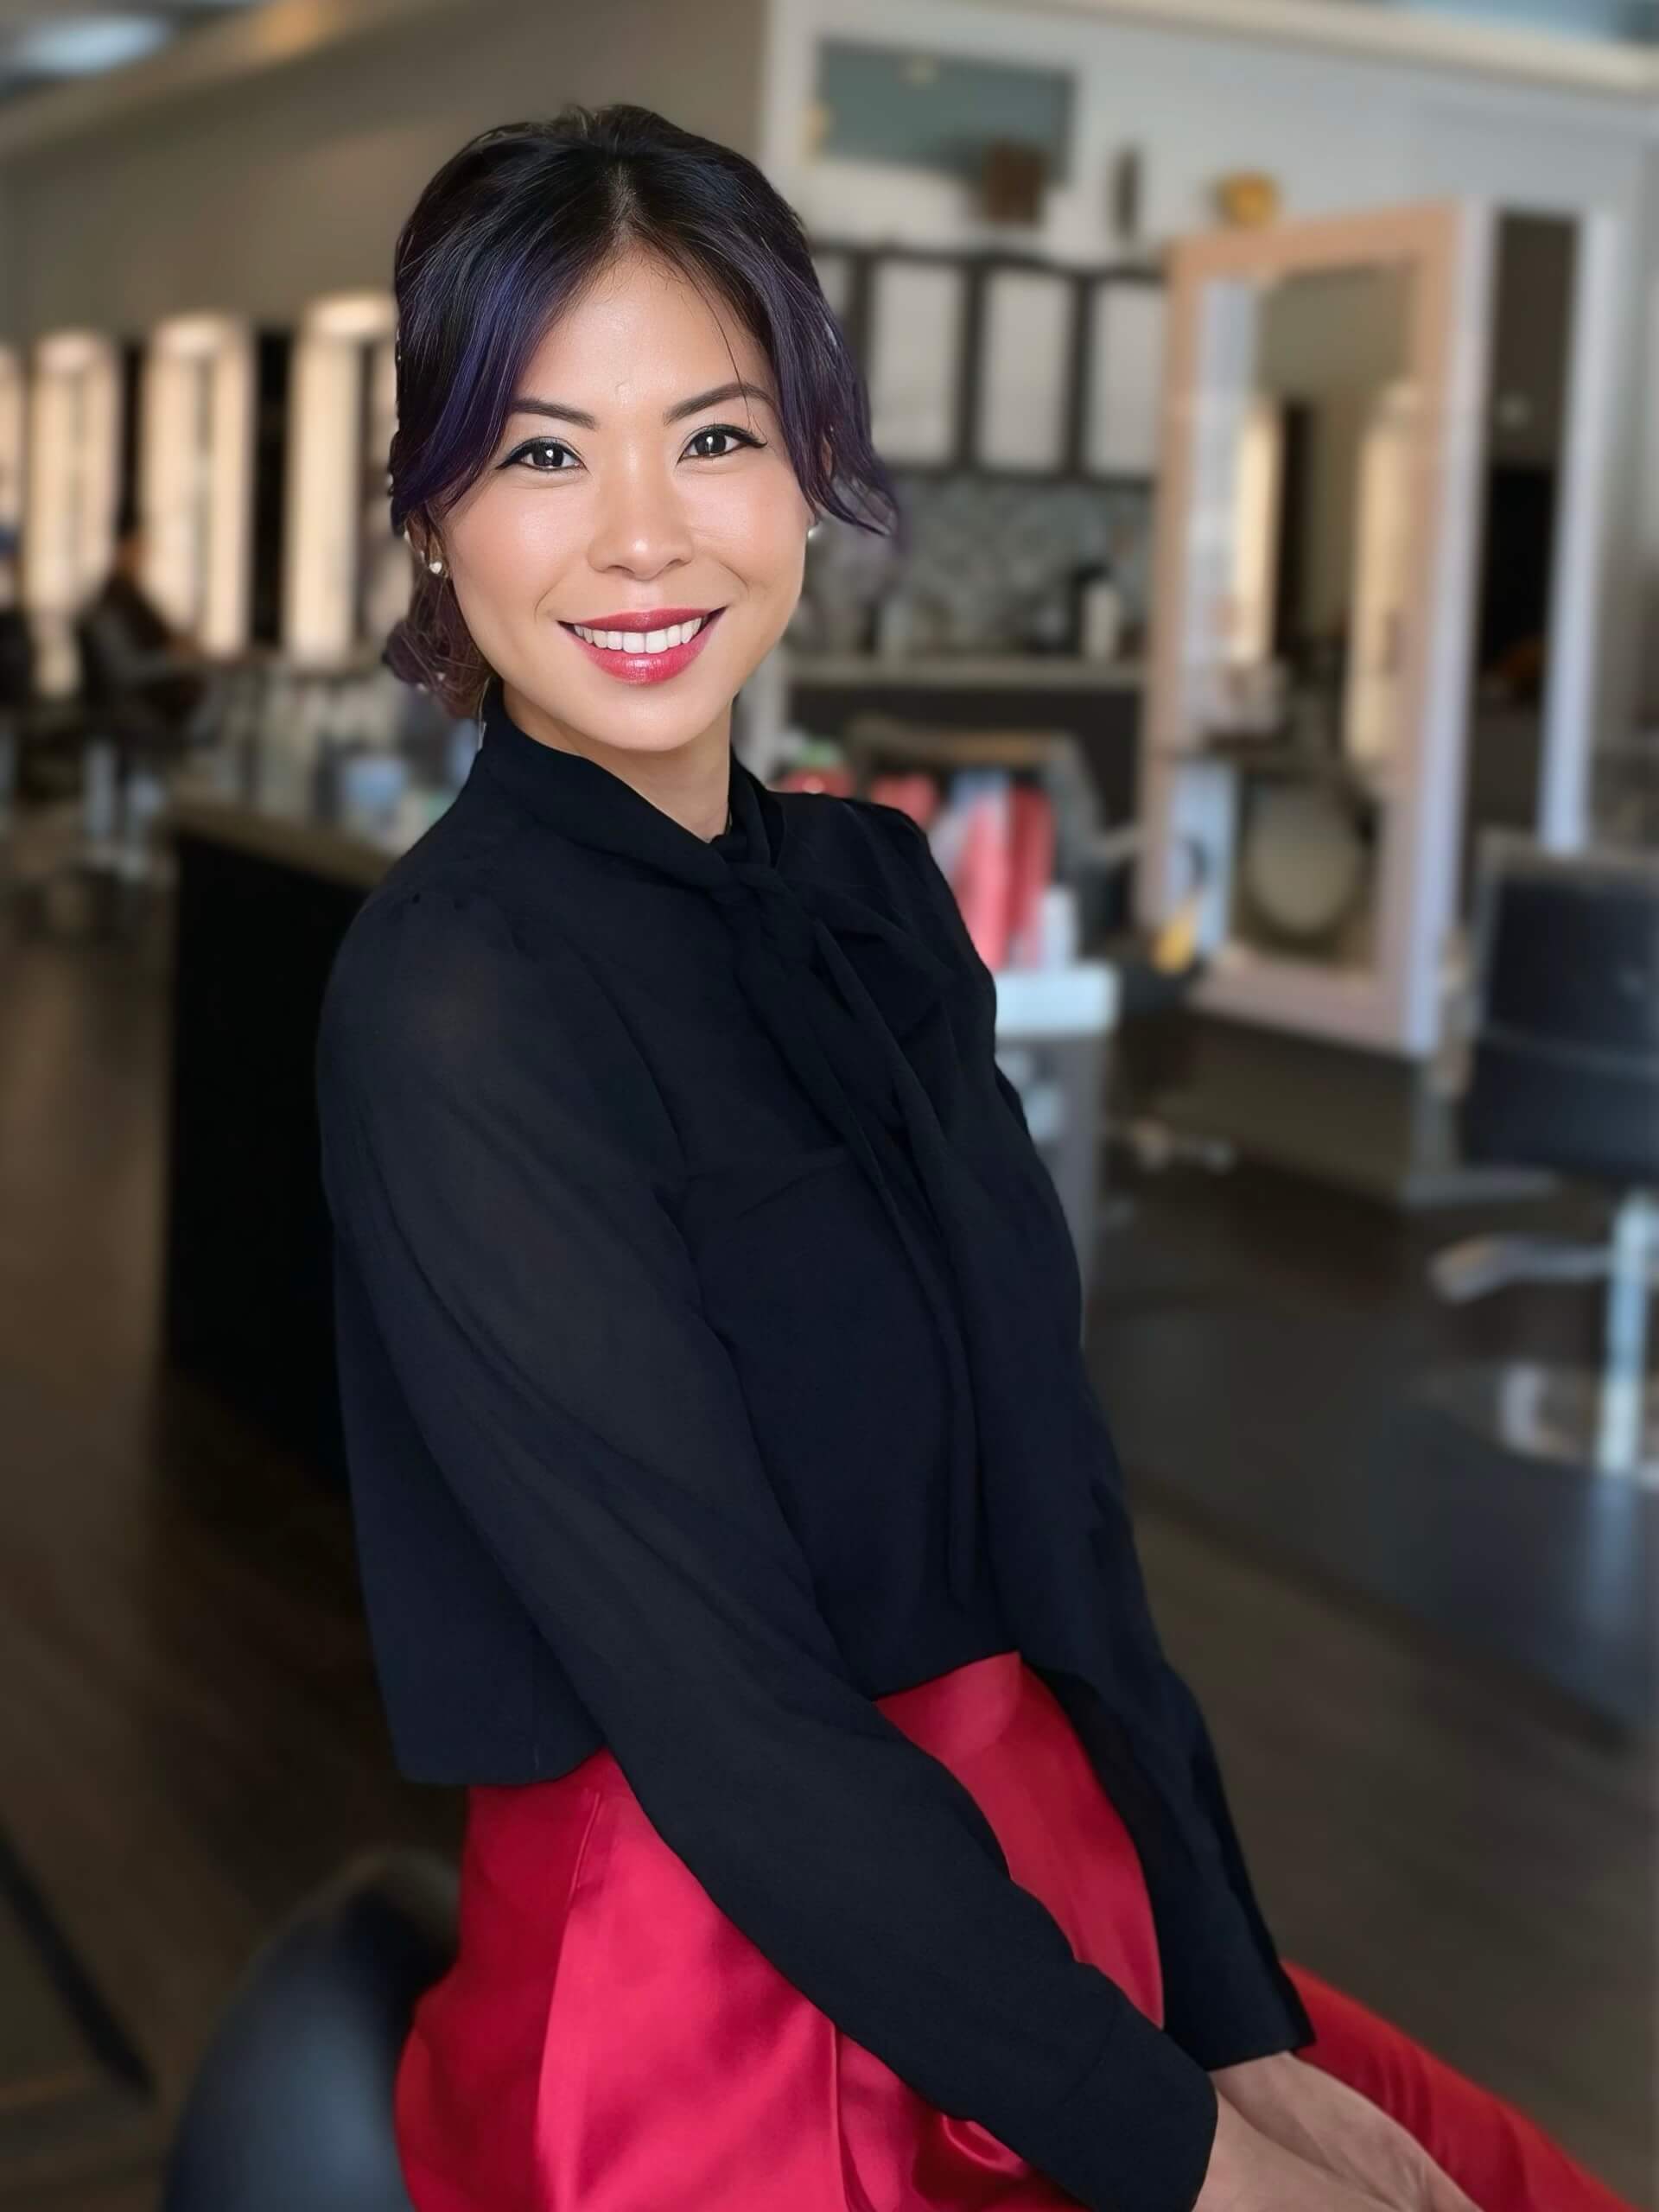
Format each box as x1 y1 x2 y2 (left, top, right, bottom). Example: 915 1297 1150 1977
438 247 813 765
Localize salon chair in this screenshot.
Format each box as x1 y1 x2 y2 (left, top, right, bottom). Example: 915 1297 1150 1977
18 609 213 936
1426 832 1659 1481
161 1847 455 2212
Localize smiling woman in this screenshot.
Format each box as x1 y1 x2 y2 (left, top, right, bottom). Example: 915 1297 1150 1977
320 101 1635 2212
382 106 895 843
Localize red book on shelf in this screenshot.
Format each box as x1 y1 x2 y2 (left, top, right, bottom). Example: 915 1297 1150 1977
1005 784 1055 968
954 782 1013 971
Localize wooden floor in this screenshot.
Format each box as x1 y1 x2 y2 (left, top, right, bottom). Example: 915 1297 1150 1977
0 862 1652 2209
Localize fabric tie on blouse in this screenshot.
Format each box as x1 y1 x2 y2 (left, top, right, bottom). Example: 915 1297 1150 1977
704 840 992 1605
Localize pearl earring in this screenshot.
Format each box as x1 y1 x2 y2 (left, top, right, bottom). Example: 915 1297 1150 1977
428 556 446 575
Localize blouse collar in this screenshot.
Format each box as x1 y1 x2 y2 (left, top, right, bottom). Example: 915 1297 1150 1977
473 671 785 887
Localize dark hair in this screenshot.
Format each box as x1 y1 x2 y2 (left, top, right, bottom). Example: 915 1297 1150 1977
384 104 899 718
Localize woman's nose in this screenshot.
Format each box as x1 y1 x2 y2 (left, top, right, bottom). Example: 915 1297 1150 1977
586 460 695 577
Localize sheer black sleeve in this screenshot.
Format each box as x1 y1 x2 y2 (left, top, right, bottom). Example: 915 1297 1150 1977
876 803 1313 2075
315 878 1221 2212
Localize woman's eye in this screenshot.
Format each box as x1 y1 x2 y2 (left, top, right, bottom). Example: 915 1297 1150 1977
511 438 576 474
684 424 760 461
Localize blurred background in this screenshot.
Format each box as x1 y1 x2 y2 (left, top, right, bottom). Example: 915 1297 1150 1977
0 0 1653 2206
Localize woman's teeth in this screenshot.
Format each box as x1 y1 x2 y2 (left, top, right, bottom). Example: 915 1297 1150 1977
569 614 709 654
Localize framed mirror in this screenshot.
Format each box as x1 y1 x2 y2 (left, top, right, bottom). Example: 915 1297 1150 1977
140 312 257 656
22 328 124 696
282 289 398 664
1140 200 1495 1054
0 347 23 556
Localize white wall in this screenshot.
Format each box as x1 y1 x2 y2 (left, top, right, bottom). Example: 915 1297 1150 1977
763 0 1656 739
0 0 766 337
764 0 1650 249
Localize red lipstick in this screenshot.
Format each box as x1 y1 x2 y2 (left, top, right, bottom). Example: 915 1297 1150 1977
569 606 715 630
557 606 725 686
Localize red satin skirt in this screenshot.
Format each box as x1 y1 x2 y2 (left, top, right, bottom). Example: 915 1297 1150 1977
393 1650 1633 2212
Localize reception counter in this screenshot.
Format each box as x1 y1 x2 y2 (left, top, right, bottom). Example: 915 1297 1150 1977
167 787 400 891
162 780 414 1482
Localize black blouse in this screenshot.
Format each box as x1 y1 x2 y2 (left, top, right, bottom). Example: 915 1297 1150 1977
315 674 1312 2212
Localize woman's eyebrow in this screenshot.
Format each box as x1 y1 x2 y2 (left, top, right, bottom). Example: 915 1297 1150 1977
505 379 777 429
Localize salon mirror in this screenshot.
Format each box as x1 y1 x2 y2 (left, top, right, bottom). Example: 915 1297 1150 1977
1217 260 1417 779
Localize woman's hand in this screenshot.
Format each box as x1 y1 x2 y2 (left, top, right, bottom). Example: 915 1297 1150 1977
1209 2051 1480 2212
1194 2090 1397 2210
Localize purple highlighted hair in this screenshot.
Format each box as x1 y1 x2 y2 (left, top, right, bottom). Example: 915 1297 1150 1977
385 104 899 717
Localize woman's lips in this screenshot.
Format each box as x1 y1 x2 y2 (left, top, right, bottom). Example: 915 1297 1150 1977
558 607 725 686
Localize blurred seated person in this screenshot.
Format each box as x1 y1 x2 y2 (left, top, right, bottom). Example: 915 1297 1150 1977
0 524 33 715
78 512 209 735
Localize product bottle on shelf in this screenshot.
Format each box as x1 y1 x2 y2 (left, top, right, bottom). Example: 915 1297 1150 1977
1071 559 1124 662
